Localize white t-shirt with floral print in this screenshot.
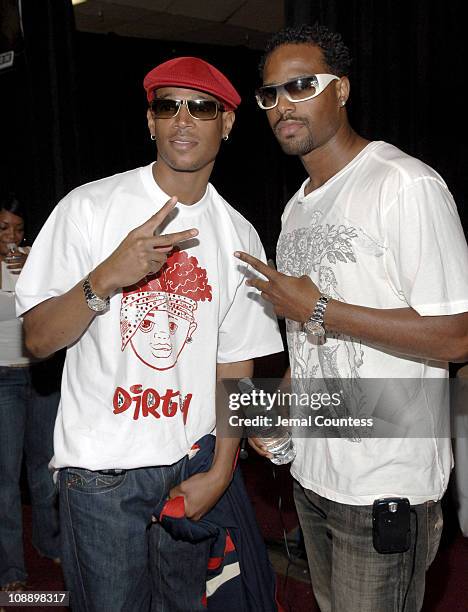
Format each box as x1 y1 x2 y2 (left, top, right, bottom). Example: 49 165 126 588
277 141 468 505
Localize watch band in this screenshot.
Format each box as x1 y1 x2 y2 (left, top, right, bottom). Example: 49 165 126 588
83 275 110 312
312 295 330 323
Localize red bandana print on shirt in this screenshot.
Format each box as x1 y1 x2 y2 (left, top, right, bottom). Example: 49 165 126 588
113 249 212 422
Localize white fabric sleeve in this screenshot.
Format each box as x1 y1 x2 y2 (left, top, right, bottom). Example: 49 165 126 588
384 177 468 316
0 291 16 322
15 200 91 317
217 228 283 363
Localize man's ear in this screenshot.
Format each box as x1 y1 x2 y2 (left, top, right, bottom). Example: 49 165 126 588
147 108 156 139
337 76 350 106
222 110 235 140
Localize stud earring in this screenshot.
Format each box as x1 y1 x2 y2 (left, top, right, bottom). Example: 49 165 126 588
341 100 346 107
223 134 229 141
150 134 156 141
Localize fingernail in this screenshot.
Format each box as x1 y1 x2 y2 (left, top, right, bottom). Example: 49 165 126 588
190 229 198 236
234 251 240 257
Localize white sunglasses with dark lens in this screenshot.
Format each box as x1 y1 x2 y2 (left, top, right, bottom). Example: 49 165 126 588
255 74 340 110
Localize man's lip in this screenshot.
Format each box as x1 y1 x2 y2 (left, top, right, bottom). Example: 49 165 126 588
275 120 305 136
169 137 198 145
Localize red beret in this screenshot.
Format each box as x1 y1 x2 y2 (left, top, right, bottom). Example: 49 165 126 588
143 57 241 111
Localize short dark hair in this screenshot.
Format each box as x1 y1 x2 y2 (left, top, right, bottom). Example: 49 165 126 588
0 192 25 220
259 23 352 77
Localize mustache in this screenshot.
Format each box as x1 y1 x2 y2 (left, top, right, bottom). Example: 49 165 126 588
169 129 196 138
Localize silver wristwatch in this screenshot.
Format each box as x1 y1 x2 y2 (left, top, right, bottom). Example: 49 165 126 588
303 294 331 337
83 275 110 312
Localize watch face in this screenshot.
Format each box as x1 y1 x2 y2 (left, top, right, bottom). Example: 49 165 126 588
88 297 108 312
303 320 325 337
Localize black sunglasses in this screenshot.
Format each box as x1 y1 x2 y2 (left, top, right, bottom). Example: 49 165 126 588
150 98 225 120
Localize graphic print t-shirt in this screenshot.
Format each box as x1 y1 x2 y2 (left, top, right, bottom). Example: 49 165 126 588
16 164 283 469
277 141 468 505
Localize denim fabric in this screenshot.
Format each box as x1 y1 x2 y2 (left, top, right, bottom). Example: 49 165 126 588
294 482 443 612
0 365 60 587
58 459 211 612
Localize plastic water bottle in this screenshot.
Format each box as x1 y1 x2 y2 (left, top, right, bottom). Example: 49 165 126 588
237 378 296 465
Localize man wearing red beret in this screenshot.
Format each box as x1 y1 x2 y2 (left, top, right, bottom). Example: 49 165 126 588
16 57 283 611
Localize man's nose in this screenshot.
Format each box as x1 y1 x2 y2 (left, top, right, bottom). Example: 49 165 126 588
174 102 194 127
276 92 295 117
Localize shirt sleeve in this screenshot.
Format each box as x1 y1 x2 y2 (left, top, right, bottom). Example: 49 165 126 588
15 199 91 317
384 177 468 316
217 227 284 363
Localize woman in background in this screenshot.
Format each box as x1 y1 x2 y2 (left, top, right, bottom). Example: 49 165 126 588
0 194 61 596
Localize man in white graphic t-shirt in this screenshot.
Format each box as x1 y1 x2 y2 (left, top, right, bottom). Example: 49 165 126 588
16 57 283 611
236 24 468 612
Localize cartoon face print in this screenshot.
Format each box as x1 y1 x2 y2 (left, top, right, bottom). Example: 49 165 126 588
130 306 197 370
120 249 211 371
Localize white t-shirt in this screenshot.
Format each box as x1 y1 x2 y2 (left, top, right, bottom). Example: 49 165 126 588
16 164 283 470
277 141 468 505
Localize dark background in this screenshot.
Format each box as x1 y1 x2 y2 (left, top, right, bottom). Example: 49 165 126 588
0 0 466 259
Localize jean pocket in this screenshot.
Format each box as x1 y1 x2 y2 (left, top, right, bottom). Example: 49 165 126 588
425 501 443 570
65 467 127 495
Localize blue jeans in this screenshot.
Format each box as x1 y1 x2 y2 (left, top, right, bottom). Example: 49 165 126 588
0 365 60 587
58 459 211 612
294 482 443 612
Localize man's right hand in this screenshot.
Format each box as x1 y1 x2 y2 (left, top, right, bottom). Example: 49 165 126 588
248 437 273 459
91 196 198 297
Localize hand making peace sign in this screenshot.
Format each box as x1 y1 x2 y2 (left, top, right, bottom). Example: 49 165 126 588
234 250 319 323
92 196 198 296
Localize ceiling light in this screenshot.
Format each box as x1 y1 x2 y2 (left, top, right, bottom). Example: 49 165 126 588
72 0 88 5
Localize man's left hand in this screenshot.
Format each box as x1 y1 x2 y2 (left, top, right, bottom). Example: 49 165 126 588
169 470 231 522
234 251 319 322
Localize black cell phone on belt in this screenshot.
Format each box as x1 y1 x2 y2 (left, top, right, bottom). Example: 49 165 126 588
372 498 411 554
